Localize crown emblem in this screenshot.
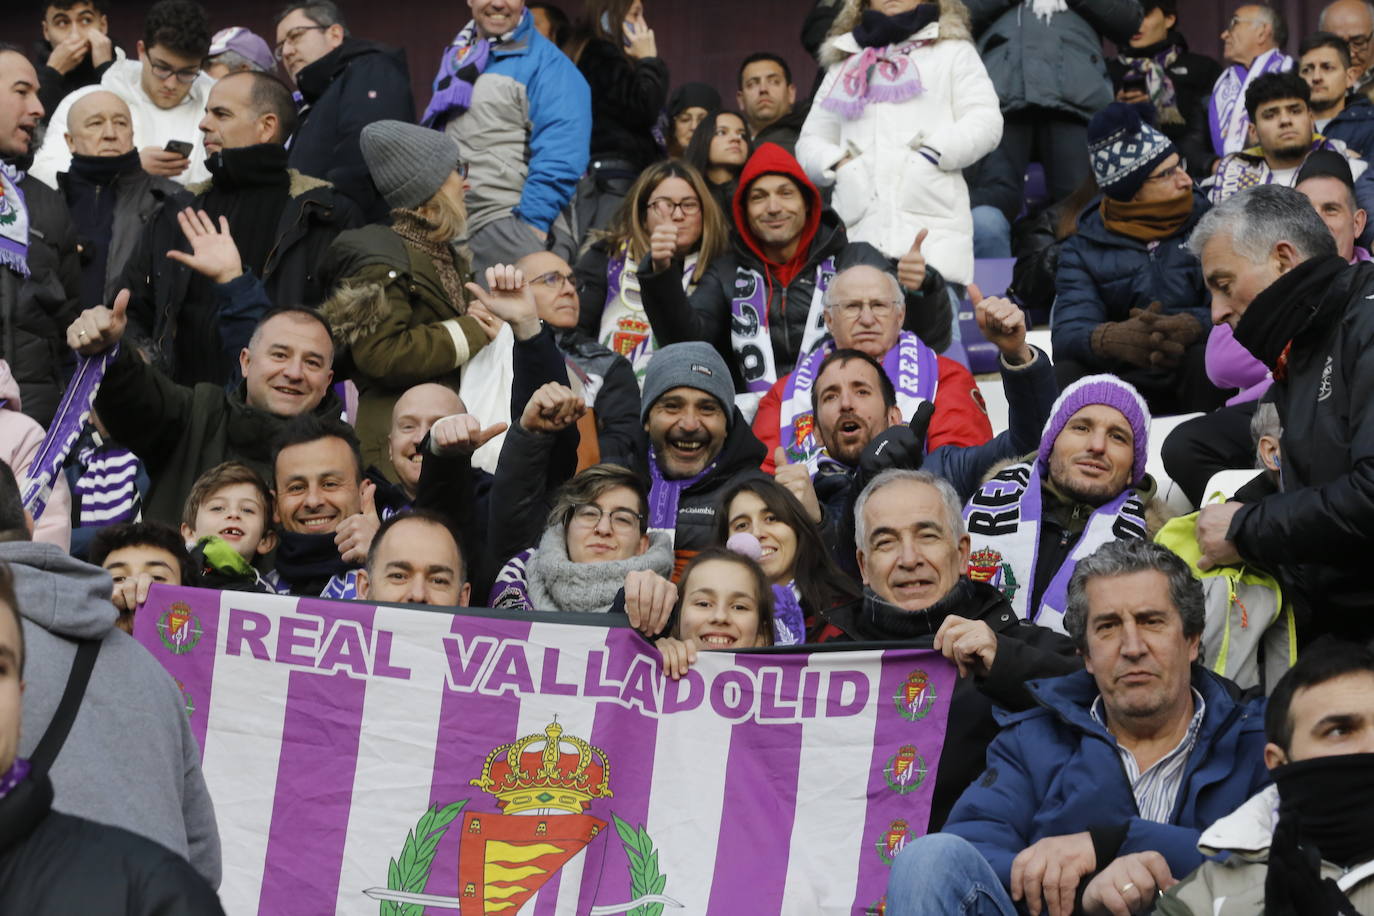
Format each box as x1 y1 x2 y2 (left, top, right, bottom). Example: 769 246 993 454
470 720 613 816
969 547 1003 568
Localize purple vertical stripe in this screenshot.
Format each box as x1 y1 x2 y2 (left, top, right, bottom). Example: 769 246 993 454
705 654 806 913
256 598 376 915
420 613 534 902
133 585 223 756
577 629 659 915
854 650 958 911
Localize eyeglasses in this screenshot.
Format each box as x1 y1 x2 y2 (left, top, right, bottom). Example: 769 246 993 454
569 503 643 532
274 24 328 61
455 161 470 179
148 57 201 84
1226 16 1262 31
531 270 581 292
827 298 900 319
647 197 702 217
1345 31 1374 51
1143 161 1189 183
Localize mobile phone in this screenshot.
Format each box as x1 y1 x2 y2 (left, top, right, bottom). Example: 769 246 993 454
1120 73 1147 94
164 139 193 158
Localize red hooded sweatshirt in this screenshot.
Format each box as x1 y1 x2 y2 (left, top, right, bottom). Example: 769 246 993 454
732 143 825 292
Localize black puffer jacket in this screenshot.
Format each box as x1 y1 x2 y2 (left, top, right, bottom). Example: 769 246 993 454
814 578 1079 829
0 770 224 915
288 38 416 222
1 171 80 427
576 38 669 173
556 326 642 469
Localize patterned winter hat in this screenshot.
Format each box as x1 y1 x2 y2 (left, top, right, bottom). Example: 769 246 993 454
1037 375 1152 486
1087 102 1178 202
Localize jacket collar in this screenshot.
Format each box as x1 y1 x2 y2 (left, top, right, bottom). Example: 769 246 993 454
1076 190 1210 248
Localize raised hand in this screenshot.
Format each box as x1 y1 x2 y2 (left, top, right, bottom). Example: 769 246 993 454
165 208 244 284
896 228 928 290
772 446 822 523
429 413 508 455
465 264 540 340
519 382 587 434
335 479 381 565
85 24 114 66
624 18 657 59
47 32 90 74
649 221 678 272
970 282 1032 363
67 288 130 355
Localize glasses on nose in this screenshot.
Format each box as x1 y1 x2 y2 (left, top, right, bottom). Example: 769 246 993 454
532 270 582 292
570 504 643 533
647 197 702 218
148 58 201 84
1143 161 1189 183
828 299 899 319
274 24 328 61
1347 31 1374 51
1226 16 1261 31
455 160 470 179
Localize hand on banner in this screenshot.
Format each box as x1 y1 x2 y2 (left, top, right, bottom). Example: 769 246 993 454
970 283 1032 364
772 447 822 523
111 571 157 616
655 635 699 679
429 414 507 455
1012 831 1097 916
67 288 129 355
896 229 928 290
1195 502 1243 571
520 382 586 434
932 615 998 678
335 480 380 565
1081 852 1176 916
624 569 676 637
649 222 679 272
465 265 540 341
166 208 244 284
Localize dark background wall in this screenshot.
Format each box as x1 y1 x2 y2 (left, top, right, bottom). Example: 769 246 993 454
60 1 1332 114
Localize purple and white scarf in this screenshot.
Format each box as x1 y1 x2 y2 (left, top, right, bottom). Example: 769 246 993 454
598 245 699 384
0 161 31 278
820 40 930 121
21 347 118 521
0 758 30 799
778 330 938 474
646 447 717 544
72 434 142 526
489 548 535 610
1122 44 1183 126
772 583 806 646
729 257 836 416
1209 48 1292 157
421 20 494 128
962 461 1147 633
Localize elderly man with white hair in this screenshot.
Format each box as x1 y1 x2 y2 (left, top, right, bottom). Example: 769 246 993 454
1192 183 1374 645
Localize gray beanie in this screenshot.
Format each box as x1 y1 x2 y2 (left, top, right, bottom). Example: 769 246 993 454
640 342 736 428
360 120 460 211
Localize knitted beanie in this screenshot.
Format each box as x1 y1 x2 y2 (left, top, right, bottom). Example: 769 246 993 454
1037 375 1152 485
359 120 460 211
1087 102 1177 202
641 342 736 429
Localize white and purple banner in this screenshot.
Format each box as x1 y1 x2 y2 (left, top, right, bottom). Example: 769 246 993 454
134 585 957 916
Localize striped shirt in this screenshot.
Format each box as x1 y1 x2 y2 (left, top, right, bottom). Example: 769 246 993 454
1091 688 1207 824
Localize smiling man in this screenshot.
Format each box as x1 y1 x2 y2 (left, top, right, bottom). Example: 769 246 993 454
357 510 471 608
887 538 1270 916
1189 184 1374 644
963 375 1161 633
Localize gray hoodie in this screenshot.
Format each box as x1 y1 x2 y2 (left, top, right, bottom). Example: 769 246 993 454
4 540 222 887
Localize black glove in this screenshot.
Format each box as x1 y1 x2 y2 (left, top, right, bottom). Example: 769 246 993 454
859 401 936 478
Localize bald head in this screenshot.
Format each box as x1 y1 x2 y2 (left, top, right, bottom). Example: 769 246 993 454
388 383 465 498
517 250 580 329
65 90 134 158
1321 0 1374 73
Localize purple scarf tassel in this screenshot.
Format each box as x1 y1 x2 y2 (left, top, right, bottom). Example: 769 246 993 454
21 346 118 521
421 26 492 128
820 43 927 121
771 584 806 646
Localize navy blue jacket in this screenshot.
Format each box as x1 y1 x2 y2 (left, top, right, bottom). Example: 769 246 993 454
1051 191 1212 369
1322 96 1374 160
946 666 1270 890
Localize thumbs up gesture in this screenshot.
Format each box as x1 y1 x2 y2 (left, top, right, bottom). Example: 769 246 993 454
897 228 929 291
970 283 1032 364
335 479 382 565
773 446 823 524
67 288 131 355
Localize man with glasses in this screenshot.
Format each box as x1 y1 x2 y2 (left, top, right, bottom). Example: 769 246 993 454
1209 4 1292 161
30 0 213 188
274 0 415 222
1320 0 1374 97
1052 102 1221 415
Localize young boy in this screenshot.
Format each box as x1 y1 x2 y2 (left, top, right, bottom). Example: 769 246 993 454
180 462 276 592
88 521 191 634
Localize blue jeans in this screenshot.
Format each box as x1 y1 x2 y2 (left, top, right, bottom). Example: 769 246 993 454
971 205 1012 258
885 834 1017 916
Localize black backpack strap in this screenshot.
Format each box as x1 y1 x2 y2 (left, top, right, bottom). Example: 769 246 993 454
28 639 101 776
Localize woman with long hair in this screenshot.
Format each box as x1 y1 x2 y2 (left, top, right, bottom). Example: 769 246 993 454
575 159 729 381
683 110 751 222
715 477 860 644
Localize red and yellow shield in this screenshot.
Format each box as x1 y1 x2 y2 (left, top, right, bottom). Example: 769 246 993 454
456 812 606 914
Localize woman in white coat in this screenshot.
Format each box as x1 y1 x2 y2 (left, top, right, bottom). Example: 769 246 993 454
796 0 1002 288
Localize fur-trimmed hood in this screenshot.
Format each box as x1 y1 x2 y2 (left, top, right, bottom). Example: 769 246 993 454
820 0 973 66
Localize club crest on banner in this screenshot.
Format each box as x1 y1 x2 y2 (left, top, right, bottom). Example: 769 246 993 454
882 744 927 796
892 670 937 722
874 819 911 866
157 602 202 655
966 546 1021 604
364 719 679 915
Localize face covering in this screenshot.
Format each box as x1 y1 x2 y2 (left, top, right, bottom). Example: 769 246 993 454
1273 752 1374 868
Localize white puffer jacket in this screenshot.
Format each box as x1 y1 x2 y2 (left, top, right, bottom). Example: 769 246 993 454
796 3 1002 285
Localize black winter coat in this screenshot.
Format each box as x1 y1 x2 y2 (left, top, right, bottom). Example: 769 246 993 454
121 168 362 386
1108 33 1221 178
577 38 669 173
814 578 1079 829
0 771 224 915
30 39 114 126
289 39 416 222
1 172 80 427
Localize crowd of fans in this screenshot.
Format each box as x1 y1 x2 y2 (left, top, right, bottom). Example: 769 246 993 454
1 0 1374 911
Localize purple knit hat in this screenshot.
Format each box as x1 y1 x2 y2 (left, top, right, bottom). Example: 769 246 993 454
1037 375 1152 485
